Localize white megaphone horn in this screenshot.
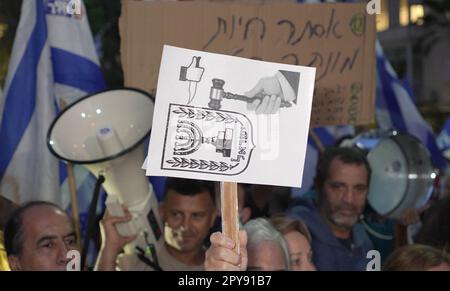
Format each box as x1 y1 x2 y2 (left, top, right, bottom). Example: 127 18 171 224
47 88 162 261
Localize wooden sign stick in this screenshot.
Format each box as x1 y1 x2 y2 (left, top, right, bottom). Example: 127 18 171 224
221 181 240 255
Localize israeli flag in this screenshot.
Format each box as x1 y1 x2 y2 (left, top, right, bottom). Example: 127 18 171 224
0 0 106 207
292 125 354 198
375 41 447 169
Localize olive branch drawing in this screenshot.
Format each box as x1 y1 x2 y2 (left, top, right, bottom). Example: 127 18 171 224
172 106 238 124
166 157 238 172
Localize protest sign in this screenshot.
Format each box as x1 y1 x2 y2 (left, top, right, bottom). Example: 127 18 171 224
120 1 375 126
145 45 316 187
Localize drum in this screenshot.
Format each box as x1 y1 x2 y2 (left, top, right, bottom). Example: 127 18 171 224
366 133 436 219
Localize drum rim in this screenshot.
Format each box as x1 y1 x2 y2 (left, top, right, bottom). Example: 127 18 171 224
368 133 434 218
371 135 411 217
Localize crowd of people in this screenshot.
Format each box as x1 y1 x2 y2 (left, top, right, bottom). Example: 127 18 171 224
1 147 449 271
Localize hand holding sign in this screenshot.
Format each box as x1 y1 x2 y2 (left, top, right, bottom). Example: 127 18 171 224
205 230 248 271
205 231 248 271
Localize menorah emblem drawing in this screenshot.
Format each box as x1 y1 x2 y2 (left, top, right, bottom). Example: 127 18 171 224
162 104 255 175
174 120 233 158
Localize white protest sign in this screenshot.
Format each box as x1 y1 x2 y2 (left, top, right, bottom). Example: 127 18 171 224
146 45 315 187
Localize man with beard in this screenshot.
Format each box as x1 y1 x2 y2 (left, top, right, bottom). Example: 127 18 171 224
95 178 217 271
288 147 373 271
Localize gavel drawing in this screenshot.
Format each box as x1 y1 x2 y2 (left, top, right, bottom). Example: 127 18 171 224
208 78 293 110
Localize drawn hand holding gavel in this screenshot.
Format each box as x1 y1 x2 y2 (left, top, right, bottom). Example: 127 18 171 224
244 75 288 114
208 74 294 114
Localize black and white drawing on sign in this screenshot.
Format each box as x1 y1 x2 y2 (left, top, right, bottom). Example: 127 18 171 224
173 120 233 158
208 71 300 111
161 104 255 176
179 56 205 104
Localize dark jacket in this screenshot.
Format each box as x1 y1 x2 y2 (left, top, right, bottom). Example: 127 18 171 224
289 196 373 271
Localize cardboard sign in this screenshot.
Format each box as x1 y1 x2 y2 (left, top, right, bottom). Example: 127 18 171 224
120 1 375 126
145 45 316 187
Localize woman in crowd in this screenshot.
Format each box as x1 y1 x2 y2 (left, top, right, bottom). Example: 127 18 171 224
270 215 316 271
383 244 450 271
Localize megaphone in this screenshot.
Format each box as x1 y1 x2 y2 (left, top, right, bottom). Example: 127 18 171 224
343 130 436 219
47 88 162 256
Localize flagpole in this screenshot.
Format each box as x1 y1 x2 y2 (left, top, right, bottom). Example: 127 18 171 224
309 128 325 152
67 162 82 250
60 100 82 250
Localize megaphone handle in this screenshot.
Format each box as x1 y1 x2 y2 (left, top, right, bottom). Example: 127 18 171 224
81 175 105 270
221 182 240 256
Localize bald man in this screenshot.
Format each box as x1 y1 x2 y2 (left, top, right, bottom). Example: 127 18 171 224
4 201 79 271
